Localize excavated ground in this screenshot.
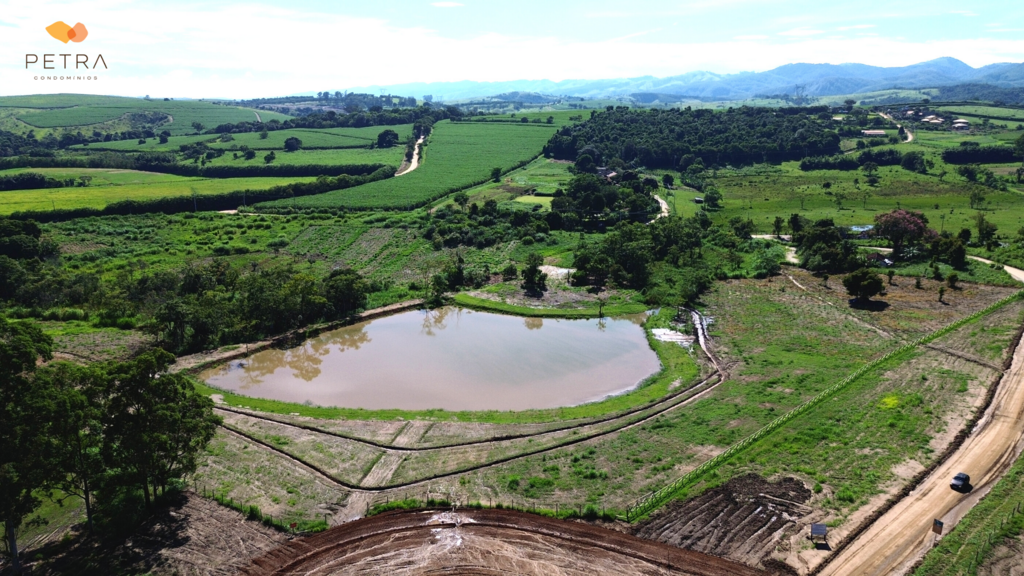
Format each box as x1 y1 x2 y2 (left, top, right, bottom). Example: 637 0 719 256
634 474 811 571
240 508 779 576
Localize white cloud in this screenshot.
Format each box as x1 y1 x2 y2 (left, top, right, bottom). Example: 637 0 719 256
949 10 978 16
838 24 875 31
1 0 1023 98
778 27 825 37
431 2 463 7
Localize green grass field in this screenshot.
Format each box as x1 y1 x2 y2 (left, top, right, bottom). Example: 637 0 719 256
936 105 1024 121
270 120 558 210
202 146 405 167
73 125 415 153
0 167 314 214
0 94 291 135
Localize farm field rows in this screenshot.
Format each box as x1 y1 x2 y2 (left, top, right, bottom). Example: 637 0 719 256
0 95 292 134
72 124 415 152
0 168 315 214
270 121 558 210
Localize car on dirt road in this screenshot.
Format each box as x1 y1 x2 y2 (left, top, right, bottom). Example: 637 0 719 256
950 472 970 492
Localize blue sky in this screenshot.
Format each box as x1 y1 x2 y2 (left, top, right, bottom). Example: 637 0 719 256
1 0 1022 97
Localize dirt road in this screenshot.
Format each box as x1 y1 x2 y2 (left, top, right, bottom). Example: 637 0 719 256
396 135 425 176
865 246 1024 284
751 235 799 264
241 508 772 576
879 111 914 143
655 195 670 219
820 333 1024 576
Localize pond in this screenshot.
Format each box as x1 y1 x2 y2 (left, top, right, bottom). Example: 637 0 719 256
200 307 661 411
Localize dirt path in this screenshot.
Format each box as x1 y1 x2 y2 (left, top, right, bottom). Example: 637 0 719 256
254 111 262 122
864 246 1024 284
240 508 771 576
878 112 914 143
396 135 425 176
820 335 1024 576
655 195 670 219
751 235 798 264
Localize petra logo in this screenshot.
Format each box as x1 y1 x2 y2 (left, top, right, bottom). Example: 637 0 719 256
46 21 89 43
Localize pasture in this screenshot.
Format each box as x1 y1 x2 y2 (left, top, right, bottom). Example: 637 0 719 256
0 167 314 214
271 121 558 210
74 125 415 153
202 146 405 167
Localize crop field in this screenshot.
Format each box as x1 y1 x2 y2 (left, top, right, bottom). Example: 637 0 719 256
74 125 415 153
0 168 315 214
270 120 558 210
0 94 291 134
202 146 405 167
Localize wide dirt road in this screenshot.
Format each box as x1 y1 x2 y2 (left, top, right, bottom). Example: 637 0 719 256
820 330 1024 576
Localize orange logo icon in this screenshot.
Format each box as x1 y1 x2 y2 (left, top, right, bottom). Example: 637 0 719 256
46 21 89 43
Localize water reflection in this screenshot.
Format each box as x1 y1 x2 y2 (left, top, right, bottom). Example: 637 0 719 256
201 307 660 411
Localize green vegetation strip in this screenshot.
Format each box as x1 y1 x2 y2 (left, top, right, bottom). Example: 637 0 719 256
912 451 1024 575
452 293 648 318
624 290 1024 522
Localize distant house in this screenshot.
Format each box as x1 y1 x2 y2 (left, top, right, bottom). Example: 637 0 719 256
862 130 887 137
865 252 893 267
693 197 704 204
595 167 617 181
953 119 970 131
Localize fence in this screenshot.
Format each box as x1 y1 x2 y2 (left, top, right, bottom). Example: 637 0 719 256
624 290 1024 522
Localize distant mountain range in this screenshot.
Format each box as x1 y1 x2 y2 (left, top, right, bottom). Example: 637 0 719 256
343 58 1024 102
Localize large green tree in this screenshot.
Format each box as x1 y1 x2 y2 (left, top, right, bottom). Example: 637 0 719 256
103 350 219 507
0 318 55 569
34 362 107 530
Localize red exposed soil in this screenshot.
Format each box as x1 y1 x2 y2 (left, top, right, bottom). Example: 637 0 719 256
241 508 778 576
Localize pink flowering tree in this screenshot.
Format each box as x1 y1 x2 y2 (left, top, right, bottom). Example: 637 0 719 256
874 209 930 259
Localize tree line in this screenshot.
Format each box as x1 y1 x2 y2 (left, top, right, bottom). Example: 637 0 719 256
1 328 219 570
543 106 840 170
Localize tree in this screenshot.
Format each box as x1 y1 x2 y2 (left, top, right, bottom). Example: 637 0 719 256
974 213 998 244
103 350 219 508
0 318 55 569
191 122 205 133
968 188 986 209
703 188 722 209
259 129 269 140
244 149 257 161
946 272 959 289
34 362 106 530
321 268 368 316
752 245 784 279
283 137 302 152
491 167 502 182
1014 132 1024 164
874 209 929 259
574 154 596 174
939 286 946 302
844 99 856 112
376 129 400 148
772 216 784 237
264 151 276 164
521 252 548 293
159 134 168 144
661 173 675 188
453 191 469 211
842 268 884 302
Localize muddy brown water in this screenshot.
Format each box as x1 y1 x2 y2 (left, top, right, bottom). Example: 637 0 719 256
201 307 661 411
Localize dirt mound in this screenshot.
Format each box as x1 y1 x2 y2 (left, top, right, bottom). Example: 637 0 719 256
634 474 812 568
241 507 775 576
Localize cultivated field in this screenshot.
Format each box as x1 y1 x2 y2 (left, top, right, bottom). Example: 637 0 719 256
272 121 558 210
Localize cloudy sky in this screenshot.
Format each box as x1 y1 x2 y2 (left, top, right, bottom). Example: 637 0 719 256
1 0 1022 98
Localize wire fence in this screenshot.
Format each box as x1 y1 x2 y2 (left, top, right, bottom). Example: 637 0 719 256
624 290 1024 522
